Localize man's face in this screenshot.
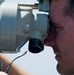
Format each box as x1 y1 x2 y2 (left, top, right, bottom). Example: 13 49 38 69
44 0 74 74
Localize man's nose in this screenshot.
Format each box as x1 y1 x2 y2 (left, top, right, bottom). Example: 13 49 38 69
44 26 57 47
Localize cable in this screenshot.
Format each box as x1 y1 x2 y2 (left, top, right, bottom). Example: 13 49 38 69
5 51 27 73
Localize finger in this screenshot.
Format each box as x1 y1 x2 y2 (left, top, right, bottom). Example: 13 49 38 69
0 72 8 75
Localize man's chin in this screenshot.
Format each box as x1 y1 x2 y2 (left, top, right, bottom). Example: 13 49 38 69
57 64 63 74
56 64 74 75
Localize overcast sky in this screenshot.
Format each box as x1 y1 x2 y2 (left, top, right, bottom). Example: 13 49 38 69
3 0 60 75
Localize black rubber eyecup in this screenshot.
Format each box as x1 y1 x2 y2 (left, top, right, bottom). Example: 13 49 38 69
29 38 44 53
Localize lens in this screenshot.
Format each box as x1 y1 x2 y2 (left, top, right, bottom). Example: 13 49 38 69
29 38 44 53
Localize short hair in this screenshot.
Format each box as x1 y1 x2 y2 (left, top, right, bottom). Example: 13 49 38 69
64 0 74 17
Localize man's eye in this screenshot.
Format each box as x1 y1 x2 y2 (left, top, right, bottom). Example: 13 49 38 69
54 26 63 32
49 20 63 32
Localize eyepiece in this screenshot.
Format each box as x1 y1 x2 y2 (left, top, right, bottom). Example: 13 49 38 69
29 38 44 53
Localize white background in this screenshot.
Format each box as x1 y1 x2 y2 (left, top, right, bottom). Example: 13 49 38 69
4 0 60 75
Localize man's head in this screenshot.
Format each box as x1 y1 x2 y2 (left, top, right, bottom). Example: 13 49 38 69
44 0 74 74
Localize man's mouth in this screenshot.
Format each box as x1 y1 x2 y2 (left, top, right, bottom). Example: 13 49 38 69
53 46 63 64
55 54 62 63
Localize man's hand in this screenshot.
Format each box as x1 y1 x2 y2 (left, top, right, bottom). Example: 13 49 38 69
0 72 8 75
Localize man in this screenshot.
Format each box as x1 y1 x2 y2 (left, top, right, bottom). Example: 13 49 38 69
1 0 74 75
0 53 29 75
44 0 74 75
